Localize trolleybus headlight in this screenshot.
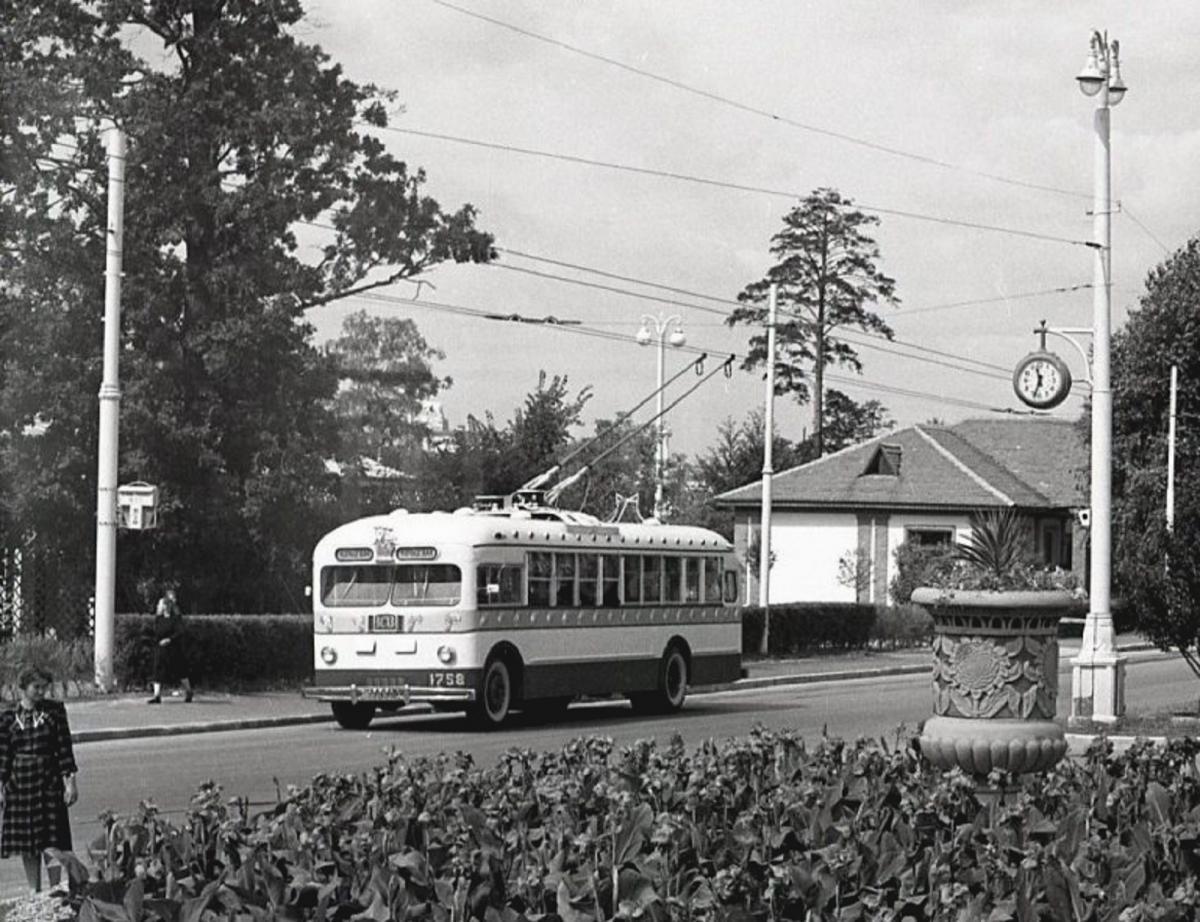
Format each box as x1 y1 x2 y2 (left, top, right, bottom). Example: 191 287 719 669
320 646 337 665
437 645 456 665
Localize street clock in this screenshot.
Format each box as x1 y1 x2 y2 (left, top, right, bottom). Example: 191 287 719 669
1013 321 1073 410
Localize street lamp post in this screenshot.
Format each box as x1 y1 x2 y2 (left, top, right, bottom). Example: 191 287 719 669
637 314 686 520
1070 30 1127 723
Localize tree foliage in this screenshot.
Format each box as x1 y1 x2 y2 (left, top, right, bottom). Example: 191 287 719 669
1112 236 1200 680
728 188 897 456
0 0 493 616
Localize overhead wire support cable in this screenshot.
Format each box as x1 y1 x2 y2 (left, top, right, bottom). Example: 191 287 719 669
425 0 1090 201
377 126 1093 248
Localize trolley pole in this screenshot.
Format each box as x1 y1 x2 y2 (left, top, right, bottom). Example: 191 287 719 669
758 284 778 654
93 126 126 691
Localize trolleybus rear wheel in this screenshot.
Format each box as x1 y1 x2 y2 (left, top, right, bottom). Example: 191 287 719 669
630 645 689 714
468 656 513 729
331 701 376 730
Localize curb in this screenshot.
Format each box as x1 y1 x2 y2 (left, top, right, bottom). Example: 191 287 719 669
697 663 931 694
69 642 1166 744
73 712 334 744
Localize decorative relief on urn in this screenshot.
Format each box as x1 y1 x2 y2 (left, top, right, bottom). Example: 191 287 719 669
932 633 1057 720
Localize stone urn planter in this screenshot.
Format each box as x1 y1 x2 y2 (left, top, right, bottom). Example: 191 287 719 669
912 587 1075 776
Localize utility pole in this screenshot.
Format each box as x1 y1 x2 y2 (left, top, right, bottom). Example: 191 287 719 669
636 314 685 520
1070 30 1128 723
93 126 126 691
758 283 778 655
1167 365 1178 533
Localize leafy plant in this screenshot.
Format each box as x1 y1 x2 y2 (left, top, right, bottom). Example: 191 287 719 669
925 509 1081 593
54 729 1200 922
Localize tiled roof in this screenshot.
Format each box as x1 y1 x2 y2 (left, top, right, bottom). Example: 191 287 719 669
714 417 1085 511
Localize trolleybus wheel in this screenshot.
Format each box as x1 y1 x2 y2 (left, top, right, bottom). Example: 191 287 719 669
630 645 689 715
468 657 513 729
331 701 376 730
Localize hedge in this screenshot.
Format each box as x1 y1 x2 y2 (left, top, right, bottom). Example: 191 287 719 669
741 602 878 654
113 613 311 690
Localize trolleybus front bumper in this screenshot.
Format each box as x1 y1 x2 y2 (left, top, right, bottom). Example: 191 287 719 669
303 683 476 706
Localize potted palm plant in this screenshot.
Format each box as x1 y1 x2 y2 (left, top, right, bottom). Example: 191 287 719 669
911 508 1081 777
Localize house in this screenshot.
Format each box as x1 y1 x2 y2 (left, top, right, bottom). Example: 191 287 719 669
713 418 1088 605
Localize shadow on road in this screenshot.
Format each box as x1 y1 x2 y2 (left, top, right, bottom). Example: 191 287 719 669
353 696 809 736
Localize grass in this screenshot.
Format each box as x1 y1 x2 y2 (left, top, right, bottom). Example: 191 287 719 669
1069 702 1200 739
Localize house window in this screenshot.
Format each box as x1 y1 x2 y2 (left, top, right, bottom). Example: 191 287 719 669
905 527 954 547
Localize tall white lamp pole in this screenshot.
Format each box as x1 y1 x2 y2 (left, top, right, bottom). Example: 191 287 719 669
94 126 126 691
637 314 685 520
1070 30 1127 723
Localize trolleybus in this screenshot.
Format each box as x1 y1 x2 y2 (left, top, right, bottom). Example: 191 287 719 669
305 490 741 729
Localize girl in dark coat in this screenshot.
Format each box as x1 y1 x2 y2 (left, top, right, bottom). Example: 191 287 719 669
0 666 78 891
148 588 193 704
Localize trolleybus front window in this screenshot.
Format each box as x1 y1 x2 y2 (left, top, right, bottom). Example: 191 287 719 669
392 564 461 606
321 565 394 607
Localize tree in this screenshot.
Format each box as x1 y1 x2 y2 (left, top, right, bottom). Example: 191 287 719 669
408 372 592 513
811 390 893 455
1111 236 1200 680
728 188 898 457
0 1 494 615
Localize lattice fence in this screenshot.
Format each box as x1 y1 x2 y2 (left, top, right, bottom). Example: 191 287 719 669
0 541 94 639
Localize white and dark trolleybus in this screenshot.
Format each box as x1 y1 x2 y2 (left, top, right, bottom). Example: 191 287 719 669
305 489 741 729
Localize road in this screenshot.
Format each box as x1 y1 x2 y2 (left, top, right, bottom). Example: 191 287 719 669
5 651 1195 897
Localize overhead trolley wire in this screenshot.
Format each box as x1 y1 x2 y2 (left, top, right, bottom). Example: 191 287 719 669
425 0 1091 201
345 288 1070 414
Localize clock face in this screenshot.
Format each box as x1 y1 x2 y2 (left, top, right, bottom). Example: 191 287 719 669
1013 352 1072 409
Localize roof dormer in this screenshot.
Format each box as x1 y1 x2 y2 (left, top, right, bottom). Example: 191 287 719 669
862 443 902 476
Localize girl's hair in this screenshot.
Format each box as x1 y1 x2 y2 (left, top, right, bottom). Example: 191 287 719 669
17 665 53 689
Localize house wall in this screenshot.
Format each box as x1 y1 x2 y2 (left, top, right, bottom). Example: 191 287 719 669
736 508 1077 606
735 511 859 604
884 512 972 599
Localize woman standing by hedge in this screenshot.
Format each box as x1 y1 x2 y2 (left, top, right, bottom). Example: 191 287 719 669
0 666 79 891
148 588 193 704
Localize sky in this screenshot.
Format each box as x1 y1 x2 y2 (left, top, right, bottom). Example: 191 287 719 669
297 1 1200 459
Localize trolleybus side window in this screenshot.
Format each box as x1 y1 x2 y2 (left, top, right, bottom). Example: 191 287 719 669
392 564 462 606
622 555 641 603
704 557 722 602
554 553 577 606
321 565 393 607
683 557 701 602
643 555 663 604
477 563 524 606
579 554 599 606
724 570 739 603
663 555 682 603
529 552 552 606
601 554 620 606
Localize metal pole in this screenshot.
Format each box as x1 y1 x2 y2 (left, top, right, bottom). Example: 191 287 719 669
758 284 778 654
1168 365 1178 533
1071 62 1126 722
653 329 666 520
94 126 126 691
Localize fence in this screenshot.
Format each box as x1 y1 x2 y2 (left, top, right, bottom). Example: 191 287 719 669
0 541 94 639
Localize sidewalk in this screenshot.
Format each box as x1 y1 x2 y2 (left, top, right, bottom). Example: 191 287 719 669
63 636 1159 744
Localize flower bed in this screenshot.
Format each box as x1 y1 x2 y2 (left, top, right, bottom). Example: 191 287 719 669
61 730 1200 921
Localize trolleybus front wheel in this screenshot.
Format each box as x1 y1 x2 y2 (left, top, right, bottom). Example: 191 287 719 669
468 656 513 729
331 701 376 730
630 645 689 714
